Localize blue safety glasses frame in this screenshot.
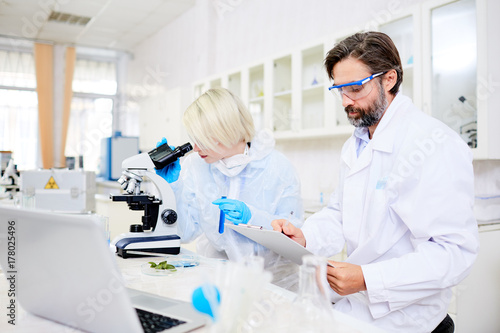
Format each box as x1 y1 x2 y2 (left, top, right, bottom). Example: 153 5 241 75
328 71 387 101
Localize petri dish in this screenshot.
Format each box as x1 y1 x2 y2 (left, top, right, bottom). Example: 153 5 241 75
164 254 200 268
141 261 184 276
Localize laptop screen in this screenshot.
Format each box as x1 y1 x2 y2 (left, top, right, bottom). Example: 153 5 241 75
0 206 143 332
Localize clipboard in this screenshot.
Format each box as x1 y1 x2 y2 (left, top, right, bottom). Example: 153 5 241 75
225 223 334 267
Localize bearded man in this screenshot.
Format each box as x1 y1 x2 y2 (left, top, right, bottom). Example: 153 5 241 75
273 31 478 333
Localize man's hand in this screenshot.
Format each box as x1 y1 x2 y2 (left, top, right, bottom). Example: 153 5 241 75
326 261 366 296
271 219 306 247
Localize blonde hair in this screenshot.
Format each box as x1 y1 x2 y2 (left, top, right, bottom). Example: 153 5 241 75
182 88 255 152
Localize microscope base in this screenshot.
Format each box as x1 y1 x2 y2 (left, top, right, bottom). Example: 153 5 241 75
117 246 181 259
114 234 181 259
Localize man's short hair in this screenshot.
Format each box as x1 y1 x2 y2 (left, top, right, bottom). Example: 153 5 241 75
324 31 403 95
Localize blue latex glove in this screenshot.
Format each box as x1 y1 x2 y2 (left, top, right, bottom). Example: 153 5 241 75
154 137 181 183
212 198 252 225
191 284 221 321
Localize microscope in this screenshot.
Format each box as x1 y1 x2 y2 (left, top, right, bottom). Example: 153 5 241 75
110 142 192 258
0 159 19 200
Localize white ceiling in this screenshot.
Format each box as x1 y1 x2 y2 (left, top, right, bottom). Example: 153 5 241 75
0 0 196 51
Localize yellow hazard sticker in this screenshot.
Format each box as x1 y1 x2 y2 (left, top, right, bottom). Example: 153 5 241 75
45 176 59 189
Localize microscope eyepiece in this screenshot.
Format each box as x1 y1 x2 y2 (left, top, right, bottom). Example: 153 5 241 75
148 142 193 169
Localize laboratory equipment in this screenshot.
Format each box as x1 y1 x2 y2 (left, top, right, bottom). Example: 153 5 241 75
191 284 221 320
296 255 333 309
0 151 12 171
458 96 477 148
19 169 96 212
291 255 336 332
99 132 139 180
213 197 252 225
110 141 192 258
65 156 76 170
218 195 226 233
205 256 273 331
0 158 19 199
149 142 192 169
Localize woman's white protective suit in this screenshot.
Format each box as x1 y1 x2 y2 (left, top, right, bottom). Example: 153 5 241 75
172 129 303 289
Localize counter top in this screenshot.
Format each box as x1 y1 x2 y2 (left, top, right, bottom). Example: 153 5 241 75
0 248 383 332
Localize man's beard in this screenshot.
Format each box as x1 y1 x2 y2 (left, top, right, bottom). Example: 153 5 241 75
345 82 388 128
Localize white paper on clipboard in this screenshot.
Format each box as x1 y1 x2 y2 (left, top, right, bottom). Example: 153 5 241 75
225 223 316 265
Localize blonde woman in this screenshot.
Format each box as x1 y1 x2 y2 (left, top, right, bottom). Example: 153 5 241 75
156 87 302 289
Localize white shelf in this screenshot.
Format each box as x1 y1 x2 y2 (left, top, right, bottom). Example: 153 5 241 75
249 96 264 103
302 84 325 93
274 126 353 141
192 39 347 139
274 90 292 97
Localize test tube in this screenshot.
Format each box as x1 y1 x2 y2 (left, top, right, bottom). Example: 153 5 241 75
218 196 226 234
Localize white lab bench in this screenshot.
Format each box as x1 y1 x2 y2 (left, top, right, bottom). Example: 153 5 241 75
452 222 500 333
0 249 383 332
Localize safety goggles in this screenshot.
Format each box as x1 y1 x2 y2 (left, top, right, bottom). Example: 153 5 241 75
328 72 386 101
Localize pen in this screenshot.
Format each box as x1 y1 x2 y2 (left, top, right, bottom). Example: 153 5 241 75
282 211 293 235
244 225 263 230
218 196 226 234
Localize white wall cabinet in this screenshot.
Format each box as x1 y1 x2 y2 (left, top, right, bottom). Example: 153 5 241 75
424 0 499 159
193 38 352 141
378 0 497 159
378 7 423 110
193 0 498 158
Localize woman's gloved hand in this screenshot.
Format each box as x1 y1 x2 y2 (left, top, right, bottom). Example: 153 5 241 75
212 198 252 225
155 137 181 183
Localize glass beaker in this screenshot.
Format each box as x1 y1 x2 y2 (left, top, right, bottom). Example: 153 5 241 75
22 186 36 209
97 215 110 245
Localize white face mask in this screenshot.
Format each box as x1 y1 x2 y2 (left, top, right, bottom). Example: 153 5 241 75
213 145 251 177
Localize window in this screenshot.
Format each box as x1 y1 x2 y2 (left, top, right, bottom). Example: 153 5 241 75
0 50 36 88
0 40 128 173
65 97 113 172
66 57 118 172
72 59 117 95
0 48 37 170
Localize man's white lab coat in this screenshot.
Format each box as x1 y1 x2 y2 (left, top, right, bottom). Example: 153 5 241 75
302 93 479 332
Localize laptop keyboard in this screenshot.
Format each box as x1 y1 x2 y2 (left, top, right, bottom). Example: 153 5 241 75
136 308 186 332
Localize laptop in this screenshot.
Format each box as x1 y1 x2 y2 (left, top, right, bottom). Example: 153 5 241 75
0 206 207 333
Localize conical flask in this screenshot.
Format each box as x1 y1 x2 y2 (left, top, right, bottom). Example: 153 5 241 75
292 255 336 332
